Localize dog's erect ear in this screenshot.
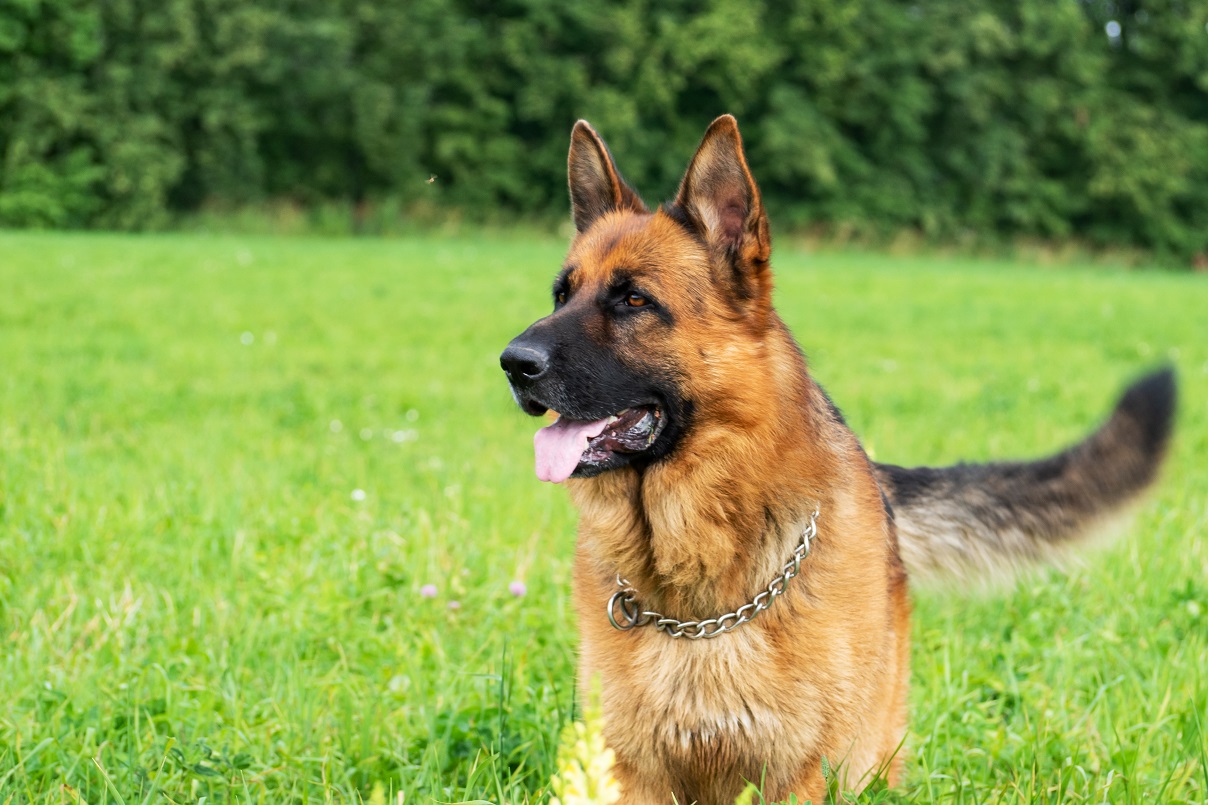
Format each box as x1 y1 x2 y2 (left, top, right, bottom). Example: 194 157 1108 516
568 121 647 232
673 115 772 306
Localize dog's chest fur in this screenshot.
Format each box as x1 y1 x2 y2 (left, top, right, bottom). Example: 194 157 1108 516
575 550 895 803
570 471 907 802
593 623 812 800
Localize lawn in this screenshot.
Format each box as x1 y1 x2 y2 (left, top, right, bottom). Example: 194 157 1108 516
0 230 1205 803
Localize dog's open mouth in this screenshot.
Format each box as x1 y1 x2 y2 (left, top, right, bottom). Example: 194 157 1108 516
533 405 664 483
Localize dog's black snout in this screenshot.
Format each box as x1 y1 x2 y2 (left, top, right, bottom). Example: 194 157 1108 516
500 343 551 385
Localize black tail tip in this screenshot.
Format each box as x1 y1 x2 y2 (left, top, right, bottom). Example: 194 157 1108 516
1116 366 1177 457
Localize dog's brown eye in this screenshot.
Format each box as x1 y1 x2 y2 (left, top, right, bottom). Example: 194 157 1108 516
555 290 567 305
625 293 650 308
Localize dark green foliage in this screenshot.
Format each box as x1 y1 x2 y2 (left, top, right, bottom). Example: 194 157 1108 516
1 0 1206 258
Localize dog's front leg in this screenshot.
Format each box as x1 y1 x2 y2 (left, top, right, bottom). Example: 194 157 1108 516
778 764 828 805
610 761 684 805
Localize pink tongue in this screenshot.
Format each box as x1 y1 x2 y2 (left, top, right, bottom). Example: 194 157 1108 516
534 416 612 483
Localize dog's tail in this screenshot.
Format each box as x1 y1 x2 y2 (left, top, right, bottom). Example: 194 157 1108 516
873 368 1176 584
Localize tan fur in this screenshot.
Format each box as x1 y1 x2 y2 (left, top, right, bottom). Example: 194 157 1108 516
554 118 911 803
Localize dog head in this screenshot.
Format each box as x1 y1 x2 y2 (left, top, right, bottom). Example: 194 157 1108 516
501 116 776 482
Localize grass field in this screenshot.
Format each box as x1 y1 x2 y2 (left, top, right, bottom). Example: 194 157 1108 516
0 230 1206 804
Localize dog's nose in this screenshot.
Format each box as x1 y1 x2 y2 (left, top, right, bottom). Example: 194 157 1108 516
500 343 550 385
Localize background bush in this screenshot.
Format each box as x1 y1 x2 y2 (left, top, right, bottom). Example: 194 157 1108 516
1 0 1206 258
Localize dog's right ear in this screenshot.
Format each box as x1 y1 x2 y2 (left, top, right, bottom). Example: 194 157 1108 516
568 121 647 232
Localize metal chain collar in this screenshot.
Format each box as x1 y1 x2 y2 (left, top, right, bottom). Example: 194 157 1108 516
606 507 820 640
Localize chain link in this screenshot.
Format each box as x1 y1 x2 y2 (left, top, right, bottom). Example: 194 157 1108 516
606 507 819 639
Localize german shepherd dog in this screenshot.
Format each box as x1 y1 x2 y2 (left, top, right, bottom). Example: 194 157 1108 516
500 116 1176 804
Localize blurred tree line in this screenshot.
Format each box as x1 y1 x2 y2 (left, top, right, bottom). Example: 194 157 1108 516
1 0 1206 259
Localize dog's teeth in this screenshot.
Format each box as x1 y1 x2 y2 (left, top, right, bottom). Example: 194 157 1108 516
607 415 619 424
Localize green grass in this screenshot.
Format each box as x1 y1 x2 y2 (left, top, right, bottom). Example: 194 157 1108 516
0 230 1205 803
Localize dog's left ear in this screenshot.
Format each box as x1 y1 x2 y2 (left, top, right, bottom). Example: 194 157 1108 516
673 115 771 309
